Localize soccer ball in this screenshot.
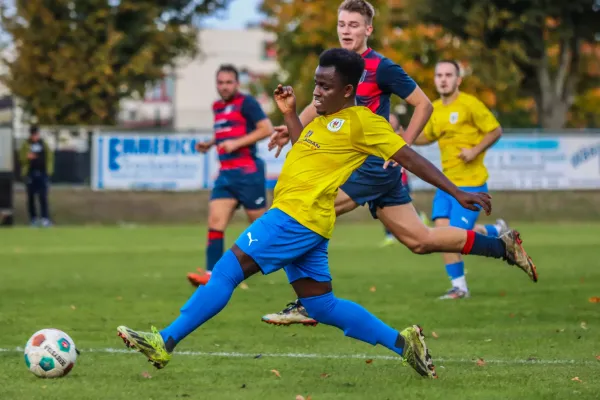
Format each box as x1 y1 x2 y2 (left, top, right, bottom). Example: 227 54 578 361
24 329 78 378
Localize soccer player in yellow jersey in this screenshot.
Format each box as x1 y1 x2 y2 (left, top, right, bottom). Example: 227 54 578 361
412 60 518 299
115 49 530 379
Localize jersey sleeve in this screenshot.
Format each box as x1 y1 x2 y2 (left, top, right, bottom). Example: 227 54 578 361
470 98 500 133
422 118 437 141
351 110 406 160
241 95 268 124
375 58 417 100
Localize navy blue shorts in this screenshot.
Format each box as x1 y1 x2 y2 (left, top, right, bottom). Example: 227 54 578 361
340 156 411 219
210 161 267 210
234 208 331 283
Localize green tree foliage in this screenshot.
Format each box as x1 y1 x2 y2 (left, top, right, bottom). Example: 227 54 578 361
0 0 229 125
411 0 600 128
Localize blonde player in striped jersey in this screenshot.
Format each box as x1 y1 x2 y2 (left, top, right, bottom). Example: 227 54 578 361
411 60 523 299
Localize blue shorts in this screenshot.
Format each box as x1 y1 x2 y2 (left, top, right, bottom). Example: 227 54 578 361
340 157 411 219
431 183 488 229
234 208 331 283
211 160 266 210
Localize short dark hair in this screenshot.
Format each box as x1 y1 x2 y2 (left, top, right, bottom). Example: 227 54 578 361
216 64 239 81
338 0 375 25
29 125 39 136
319 48 365 92
436 59 461 76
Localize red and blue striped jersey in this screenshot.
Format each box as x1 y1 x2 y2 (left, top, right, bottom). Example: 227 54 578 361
357 48 416 120
213 93 267 174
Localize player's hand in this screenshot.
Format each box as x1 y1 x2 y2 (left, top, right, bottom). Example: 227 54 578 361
273 84 296 115
459 148 477 163
268 125 291 158
217 139 241 154
27 152 37 160
383 160 399 169
195 141 213 153
455 191 492 215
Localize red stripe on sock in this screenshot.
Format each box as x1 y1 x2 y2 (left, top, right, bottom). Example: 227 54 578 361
462 230 475 254
208 230 224 241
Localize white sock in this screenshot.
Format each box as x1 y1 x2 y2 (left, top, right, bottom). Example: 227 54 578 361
451 276 468 292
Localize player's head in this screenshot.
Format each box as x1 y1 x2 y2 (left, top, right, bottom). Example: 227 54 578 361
29 125 40 142
216 64 240 101
313 48 365 115
434 60 462 97
337 0 374 53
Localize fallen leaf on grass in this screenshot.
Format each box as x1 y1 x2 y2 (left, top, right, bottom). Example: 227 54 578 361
116 296 123 301
365 359 373 364
239 283 249 290
320 373 330 378
431 331 439 339
476 358 486 366
571 377 582 383
581 321 588 330
369 286 376 292
595 355 600 361
271 369 281 378
141 371 152 379
589 297 600 303
296 396 305 400
509 313 515 318
580 277 585 284
70 305 77 310
499 291 506 297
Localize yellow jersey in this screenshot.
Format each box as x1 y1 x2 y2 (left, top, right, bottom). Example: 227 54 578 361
422 92 500 187
272 106 406 238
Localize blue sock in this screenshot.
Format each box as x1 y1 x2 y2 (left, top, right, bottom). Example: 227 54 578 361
206 229 224 272
301 292 404 357
445 261 464 280
462 231 505 258
160 250 244 348
484 224 499 237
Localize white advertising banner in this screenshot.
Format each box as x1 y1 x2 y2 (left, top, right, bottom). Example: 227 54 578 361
92 133 600 191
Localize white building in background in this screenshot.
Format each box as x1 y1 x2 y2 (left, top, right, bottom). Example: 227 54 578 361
119 28 279 131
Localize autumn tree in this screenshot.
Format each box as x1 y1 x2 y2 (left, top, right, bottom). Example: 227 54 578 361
0 0 230 125
411 0 600 129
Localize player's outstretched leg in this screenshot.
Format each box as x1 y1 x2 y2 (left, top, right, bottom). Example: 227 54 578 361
299 291 437 378
118 249 247 368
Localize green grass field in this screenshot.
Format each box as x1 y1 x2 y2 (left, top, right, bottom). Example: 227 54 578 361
1 222 600 399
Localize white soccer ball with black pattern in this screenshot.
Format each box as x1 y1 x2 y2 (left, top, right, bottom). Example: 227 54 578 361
24 329 78 378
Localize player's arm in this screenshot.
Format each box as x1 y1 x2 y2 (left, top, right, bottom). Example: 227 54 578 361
460 101 502 162
233 97 274 148
354 113 491 213
273 84 303 144
299 103 319 126
376 60 433 145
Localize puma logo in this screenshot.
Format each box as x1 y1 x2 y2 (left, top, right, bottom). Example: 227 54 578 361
247 232 258 246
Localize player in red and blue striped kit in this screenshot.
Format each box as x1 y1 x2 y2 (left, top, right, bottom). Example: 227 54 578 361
188 64 273 286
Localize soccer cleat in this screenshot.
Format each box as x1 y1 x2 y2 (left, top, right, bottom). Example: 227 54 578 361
495 219 510 236
400 325 437 378
379 234 396 248
261 300 318 326
501 230 538 282
187 269 211 287
117 326 172 369
438 287 470 300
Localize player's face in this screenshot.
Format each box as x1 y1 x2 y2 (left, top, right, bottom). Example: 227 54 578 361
313 66 353 115
216 71 239 101
337 10 373 53
434 63 461 96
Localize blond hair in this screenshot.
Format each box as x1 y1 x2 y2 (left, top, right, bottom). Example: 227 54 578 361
338 0 375 25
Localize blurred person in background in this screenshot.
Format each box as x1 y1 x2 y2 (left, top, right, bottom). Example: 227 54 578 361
19 125 54 227
187 64 274 286
411 60 512 299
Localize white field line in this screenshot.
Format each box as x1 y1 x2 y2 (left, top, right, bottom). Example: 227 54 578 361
1 347 597 366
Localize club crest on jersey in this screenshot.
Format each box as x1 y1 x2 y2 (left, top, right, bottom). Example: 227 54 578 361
449 112 459 124
327 118 345 132
224 105 234 114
